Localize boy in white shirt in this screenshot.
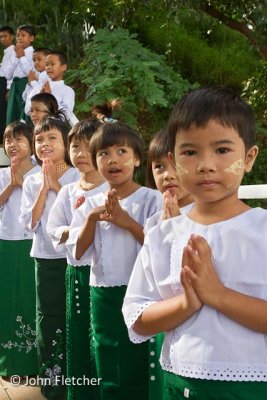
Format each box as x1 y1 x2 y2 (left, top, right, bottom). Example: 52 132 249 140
5 24 35 125
123 87 267 400
0 26 15 142
23 47 51 116
25 50 75 123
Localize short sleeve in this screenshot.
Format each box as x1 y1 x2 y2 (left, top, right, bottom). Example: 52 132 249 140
66 201 95 264
19 175 40 232
122 237 162 343
47 186 72 252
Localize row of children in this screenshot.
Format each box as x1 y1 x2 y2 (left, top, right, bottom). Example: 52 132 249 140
0 87 266 400
0 24 74 143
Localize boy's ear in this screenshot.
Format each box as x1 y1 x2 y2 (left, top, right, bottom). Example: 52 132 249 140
244 145 258 173
62 64 67 73
30 35 34 43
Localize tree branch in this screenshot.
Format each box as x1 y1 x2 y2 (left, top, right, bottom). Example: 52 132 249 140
200 2 267 60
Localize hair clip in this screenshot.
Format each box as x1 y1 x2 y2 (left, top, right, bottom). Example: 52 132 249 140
103 117 118 123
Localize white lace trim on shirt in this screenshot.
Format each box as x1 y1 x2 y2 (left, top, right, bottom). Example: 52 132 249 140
125 301 157 343
161 360 267 381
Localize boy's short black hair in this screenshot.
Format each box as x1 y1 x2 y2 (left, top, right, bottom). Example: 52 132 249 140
89 122 144 170
33 117 71 166
17 24 36 37
49 50 68 66
68 118 101 148
146 129 171 189
34 47 51 57
0 26 14 35
3 121 33 154
168 87 256 151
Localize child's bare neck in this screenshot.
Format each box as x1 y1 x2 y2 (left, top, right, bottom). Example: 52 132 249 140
188 196 250 225
179 194 194 208
110 181 140 200
51 77 64 82
18 156 35 175
78 171 105 190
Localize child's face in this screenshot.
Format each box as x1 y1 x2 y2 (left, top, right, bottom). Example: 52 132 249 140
4 134 31 160
0 31 14 47
96 144 140 187
16 29 34 49
152 155 190 200
33 52 47 73
174 119 258 205
35 128 66 164
69 138 95 173
30 101 49 125
46 55 67 81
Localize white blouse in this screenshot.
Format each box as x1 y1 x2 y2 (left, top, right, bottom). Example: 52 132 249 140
5 46 34 80
66 187 163 287
19 168 80 259
0 45 16 89
24 79 75 120
47 181 109 266
122 208 267 382
0 164 40 240
144 203 194 234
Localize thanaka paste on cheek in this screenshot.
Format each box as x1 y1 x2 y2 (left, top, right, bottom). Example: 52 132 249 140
124 159 134 168
224 159 245 175
124 158 140 168
175 163 189 176
18 142 30 151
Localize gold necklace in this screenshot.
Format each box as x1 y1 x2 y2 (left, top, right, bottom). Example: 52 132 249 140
56 162 68 173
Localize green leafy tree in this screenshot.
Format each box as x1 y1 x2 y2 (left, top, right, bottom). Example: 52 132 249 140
67 28 196 135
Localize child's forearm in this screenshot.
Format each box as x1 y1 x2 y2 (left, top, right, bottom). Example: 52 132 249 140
75 214 96 260
0 182 14 207
124 217 144 244
211 286 267 334
58 229 69 244
31 187 48 229
133 294 197 336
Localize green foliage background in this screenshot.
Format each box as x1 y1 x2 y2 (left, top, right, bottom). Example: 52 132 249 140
0 0 266 193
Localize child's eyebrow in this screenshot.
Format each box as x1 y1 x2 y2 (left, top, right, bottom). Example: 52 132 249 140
178 139 235 148
211 140 235 146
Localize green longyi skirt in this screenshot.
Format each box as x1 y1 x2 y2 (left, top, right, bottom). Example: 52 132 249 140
91 285 149 400
0 239 38 376
35 257 67 400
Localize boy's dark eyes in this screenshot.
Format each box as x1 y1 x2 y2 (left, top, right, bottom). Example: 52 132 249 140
183 150 197 156
216 147 229 154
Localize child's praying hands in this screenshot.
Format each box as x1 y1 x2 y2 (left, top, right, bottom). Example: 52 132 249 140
182 235 224 308
162 190 180 220
40 81 51 94
42 158 61 193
